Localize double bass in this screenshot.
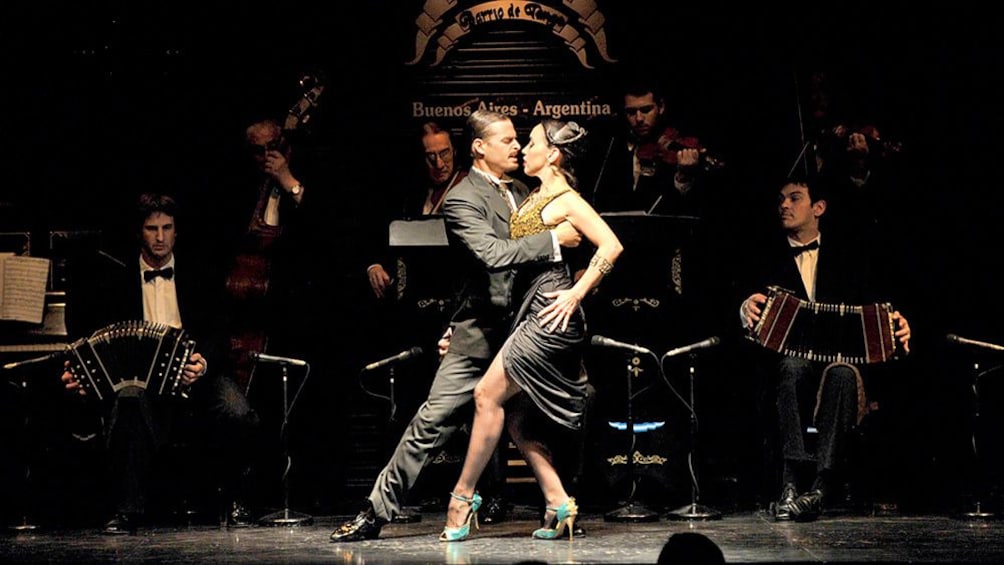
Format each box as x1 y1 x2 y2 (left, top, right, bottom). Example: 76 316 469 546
224 75 324 394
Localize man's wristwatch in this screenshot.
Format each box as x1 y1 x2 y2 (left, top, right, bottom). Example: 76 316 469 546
289 183 303 196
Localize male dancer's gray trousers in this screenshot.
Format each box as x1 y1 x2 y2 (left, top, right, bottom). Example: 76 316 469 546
368 351 491 521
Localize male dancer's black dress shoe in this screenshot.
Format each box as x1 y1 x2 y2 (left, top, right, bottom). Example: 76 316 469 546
330 506 386 542
480 496 511 524
102 513 138 535
774 483 799 522
789 489 824 522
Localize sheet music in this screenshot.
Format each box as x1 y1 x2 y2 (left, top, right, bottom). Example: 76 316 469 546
0 253 51 324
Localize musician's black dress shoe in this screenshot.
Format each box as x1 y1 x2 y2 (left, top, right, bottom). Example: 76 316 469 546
329 506 387 542
226 500 254 528
789 489 824 522
774 483 799 522
102 513 138 535
480 496 511 524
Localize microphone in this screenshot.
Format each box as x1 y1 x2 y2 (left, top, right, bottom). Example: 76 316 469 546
2 349 68 371
663 336 721 358
946 334 1004 353
250 352 308 367
590 335 652 355
363 347 424 371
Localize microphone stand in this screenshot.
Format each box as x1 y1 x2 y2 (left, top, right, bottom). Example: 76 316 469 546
259 362 313 526
958 359 995 520
357 345 424 523
387 365 421 524
605 354 659 522
6 371 38 532
667 353 721 521
389 366 398 424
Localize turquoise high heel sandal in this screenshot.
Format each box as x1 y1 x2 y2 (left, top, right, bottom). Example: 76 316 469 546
439 492 483 542
532 497 578 541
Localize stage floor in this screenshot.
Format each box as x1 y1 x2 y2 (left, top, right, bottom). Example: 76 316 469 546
3 505 1003 564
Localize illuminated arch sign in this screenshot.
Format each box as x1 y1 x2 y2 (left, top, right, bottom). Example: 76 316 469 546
408 0 617 68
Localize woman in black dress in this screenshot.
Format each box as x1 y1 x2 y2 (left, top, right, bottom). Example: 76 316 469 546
440 119 623 541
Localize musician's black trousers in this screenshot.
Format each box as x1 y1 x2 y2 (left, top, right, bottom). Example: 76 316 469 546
104 375 260 516
776 357 858 493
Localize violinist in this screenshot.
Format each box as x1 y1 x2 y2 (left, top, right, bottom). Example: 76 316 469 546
813 118 905 277
815 122 901 189
592 78 719 218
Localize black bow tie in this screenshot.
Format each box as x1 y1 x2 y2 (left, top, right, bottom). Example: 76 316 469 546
144 267 174 282
790 241 819 256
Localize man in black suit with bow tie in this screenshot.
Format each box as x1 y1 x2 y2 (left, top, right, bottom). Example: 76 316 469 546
61 193 260 534
738 175 912 522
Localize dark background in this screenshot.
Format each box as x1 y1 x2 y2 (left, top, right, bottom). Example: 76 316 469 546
2 1 1004 520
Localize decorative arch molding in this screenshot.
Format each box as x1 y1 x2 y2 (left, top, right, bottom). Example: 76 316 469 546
407 0 617 69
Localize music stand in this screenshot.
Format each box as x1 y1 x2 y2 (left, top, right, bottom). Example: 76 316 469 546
258 361 313 527
386 218 450 523
388 216 448 248
591 214 697 523
387 216 454 349
597 213 699 299
604 353 660 523
666 353 721 521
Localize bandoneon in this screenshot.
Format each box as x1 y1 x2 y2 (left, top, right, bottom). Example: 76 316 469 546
747 286 897 364
68 320 196 401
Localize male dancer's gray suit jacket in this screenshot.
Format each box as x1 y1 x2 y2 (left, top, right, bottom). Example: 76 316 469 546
368 170 557 521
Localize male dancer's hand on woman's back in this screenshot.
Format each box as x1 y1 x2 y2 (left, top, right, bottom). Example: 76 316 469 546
554 221 581 248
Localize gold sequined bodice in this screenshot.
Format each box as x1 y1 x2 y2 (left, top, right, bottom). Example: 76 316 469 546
510 187 573 239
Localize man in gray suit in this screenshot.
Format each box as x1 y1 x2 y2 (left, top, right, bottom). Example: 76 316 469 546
330 109 581 542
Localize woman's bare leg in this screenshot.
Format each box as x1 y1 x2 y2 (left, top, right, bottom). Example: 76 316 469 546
445 354 520 528
507 405 570 512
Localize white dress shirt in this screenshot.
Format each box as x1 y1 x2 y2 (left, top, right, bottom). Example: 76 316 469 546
264 187 283 226
789 235 821 302
140 256 182 329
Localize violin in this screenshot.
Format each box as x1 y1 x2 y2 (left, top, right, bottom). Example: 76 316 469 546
635 126 725 172
819 124 903 159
